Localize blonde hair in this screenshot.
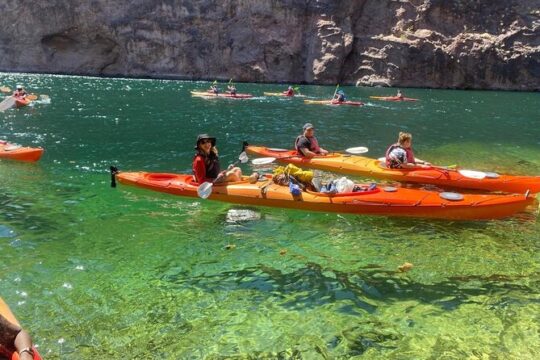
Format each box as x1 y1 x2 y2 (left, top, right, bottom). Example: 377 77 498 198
398 132 412 146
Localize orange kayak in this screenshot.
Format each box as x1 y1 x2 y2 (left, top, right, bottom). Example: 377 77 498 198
114 171 536 220
0 141 44 162
0 297 42 360
245 146 540 194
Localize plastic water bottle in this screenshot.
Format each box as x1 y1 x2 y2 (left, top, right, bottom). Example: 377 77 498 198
289 181 301 196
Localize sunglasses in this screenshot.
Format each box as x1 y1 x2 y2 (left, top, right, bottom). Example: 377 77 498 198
200 139 212 144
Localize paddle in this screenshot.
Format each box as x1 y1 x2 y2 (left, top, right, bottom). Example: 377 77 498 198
251 146 370 165
0 97 16 112
332 84 339 100
197 151 249 199
0 86 11 93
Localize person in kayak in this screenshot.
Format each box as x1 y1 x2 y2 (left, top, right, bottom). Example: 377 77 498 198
0 314 36 360
209 84 220 95
13 85 27 98
227 84 237 95
284 86 294 96
385 132 431 169
295 123 329 158
396 89 404 99
192 134 242 184
333 90 346 103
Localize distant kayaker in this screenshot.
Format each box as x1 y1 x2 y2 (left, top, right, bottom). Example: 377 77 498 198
0 313 36 360
284 86 294 96
209 84 220 95
227 84 237 95
334 90 346 103
13 85 27 98
396 89 404 99
295 123 329 158
192 134 242 184
385 132 430 169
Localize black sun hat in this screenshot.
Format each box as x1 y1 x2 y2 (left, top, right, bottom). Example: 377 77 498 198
195 134 216 149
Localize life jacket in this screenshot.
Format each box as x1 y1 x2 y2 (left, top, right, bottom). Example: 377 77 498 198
285 89 294 96
295 135 321 155
385 143 415 168
193 152 220 181
337 94 345 102
13 90 26 98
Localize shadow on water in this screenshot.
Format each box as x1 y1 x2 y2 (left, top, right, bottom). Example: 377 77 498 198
159 262 537 312
156 263 539 356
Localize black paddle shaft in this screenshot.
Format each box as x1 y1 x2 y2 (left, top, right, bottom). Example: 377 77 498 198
110 166 119 188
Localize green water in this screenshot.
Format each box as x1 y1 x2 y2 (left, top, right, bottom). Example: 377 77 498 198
0 73 539 359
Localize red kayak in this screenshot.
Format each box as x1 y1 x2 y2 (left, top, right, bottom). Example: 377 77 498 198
304 99 364 106
370 96 418 102
191 91 253 99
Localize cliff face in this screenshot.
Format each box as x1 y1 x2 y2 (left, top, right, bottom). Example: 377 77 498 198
0 0 538 90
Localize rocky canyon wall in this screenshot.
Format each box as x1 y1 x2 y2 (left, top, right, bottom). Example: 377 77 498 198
0 0 538 90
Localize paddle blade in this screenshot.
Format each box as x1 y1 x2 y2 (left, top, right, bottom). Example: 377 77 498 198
238 151 249 164
197 182 213 199
458 169 486 179
345 146 369 154
0 86 11 93
251 157 277 165
0 97 16 112
26 94 38 101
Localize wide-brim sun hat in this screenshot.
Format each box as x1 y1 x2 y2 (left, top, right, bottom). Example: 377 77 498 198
303 123 314 131
195 133 216 149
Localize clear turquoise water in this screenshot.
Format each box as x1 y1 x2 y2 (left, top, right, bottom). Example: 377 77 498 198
0 73 539 359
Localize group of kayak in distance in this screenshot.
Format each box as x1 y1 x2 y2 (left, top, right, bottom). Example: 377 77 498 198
190 83 419 105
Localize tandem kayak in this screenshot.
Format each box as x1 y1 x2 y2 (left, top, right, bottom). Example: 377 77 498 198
370 96 419 102
263 92 305 98
113 171 535 220
245 146 540 194
190 91 253 99
0 297 42 360
0 141 44 162
304 99 364 106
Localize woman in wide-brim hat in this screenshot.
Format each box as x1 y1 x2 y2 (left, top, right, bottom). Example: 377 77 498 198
192 134 242 184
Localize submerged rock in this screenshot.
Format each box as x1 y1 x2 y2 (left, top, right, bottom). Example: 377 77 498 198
225 209 261 223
